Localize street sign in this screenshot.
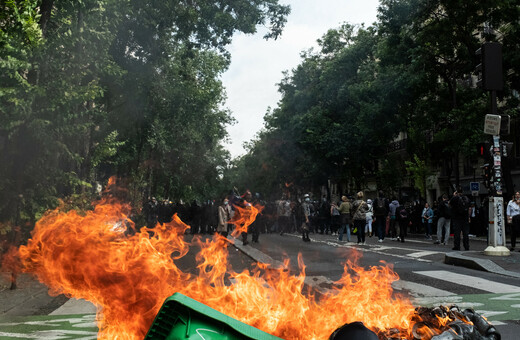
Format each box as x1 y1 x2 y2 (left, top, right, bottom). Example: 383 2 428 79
484 114 501 135
470 182 480 192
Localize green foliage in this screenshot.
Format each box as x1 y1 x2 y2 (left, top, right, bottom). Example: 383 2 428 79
376 156 405 193
405 154 428 198
228 0 520 199
0 0 290 226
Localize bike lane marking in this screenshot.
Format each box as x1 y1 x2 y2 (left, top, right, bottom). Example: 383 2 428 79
0 314 98 340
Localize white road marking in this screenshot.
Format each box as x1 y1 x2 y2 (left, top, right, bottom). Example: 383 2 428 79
290 234 433 263
489 293 520 301
49 299 97 316
474 310 509 318
414 271 520 293
0 330 97 339
408 251 440 258
392 280 456 297
490 321 507 325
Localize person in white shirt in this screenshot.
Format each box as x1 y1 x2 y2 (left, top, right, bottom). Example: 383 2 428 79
365 199 374 237
506 191 520 251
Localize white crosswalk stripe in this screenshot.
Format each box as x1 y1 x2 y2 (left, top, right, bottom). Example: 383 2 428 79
413 270 520 293
390 271 520 324
407 251 440 258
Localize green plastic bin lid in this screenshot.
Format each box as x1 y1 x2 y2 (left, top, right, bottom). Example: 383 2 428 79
145 293 283 340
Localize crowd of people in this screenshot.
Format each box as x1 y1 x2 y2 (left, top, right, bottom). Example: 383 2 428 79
141 187 520 250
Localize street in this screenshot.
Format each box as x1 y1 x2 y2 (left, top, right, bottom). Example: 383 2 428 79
2 231 520 339
245 232 520 339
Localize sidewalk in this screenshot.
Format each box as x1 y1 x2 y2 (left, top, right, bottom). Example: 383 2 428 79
443 238 520 279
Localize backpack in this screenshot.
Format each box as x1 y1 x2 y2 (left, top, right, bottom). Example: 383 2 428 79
399 207 408 219
374 198 387 216
459 195 470 215
441 200 451 218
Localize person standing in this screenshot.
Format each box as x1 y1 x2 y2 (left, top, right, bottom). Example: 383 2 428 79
449 187 470 251
422 202 434 240
217 198 231 237
388 197 400 240
365 199 374 237
279 198 291 236
506 191 520 251
468 202 479 236
397 202 408 243
301 194 312 242
277 197 286 235
144 197 158 229
373 191 389 243
319 195 331 234
336 196 352 242
435 194 451 245
330 201 341 235
352 192 368 245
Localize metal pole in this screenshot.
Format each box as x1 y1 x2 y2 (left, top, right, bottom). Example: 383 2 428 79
485 91 509 255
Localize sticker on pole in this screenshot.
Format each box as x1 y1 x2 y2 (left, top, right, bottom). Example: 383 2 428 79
484 114 501 135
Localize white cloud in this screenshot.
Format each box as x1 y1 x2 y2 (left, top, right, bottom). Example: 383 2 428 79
221 0 380 158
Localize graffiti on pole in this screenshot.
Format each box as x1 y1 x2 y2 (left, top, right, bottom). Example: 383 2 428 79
493 197 505 246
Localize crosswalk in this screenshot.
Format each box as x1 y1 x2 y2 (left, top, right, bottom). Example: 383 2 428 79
288 233 520 325
392 275 520 325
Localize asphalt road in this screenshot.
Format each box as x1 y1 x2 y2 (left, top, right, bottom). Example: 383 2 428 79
246 231 520 339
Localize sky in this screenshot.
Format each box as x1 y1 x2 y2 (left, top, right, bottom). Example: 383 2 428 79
221 0 381 158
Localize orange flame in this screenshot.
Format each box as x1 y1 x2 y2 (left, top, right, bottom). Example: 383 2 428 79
229 201 263 237
6 191 440 339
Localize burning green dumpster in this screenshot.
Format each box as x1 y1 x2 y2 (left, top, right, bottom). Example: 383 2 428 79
145 293 283 340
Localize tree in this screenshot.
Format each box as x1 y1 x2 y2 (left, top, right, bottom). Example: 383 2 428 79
0 0 290 225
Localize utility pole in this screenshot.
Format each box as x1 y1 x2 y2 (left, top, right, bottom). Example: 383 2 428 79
476 42 509 256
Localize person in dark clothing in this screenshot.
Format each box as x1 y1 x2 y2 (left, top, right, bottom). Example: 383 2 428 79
176 201 188 225
319 196 331 234
373 191 389 243
435 194 451 245
397 203 408 242
330 201 341 235
157 199 174 225
449 188 470 251
301 194 312 242
410 200 423 234
189 200 201 234
144 197 158 229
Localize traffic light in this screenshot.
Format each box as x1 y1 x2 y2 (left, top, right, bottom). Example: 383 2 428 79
481 163 492 188
476 141 490 158
475 42 503 91
500 115 510 135
502 141 513 158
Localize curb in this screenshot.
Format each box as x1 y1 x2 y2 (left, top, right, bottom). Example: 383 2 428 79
444 252 520 279
227 236 285 269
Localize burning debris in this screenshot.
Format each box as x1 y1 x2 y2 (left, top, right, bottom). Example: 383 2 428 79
377 305 501 340
0 182 503 340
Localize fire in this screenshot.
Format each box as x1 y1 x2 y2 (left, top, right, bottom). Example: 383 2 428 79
4 183 444 339
229 201 263 237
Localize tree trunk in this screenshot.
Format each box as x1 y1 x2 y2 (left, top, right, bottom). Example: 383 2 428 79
39 0 55 38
